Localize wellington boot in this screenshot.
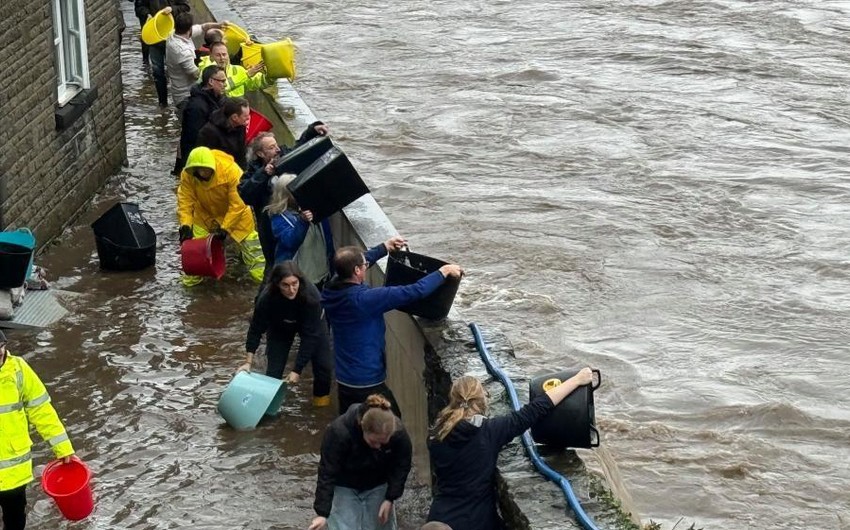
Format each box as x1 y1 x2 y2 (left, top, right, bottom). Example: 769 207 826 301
312 395 331 407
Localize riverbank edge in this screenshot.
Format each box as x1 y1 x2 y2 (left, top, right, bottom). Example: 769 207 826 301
188 0 640 528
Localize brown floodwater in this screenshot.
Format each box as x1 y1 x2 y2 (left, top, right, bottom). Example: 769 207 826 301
223 0 850 528
12 1 850 529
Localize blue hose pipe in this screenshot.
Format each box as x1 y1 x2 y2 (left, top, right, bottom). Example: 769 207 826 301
469 322 600 530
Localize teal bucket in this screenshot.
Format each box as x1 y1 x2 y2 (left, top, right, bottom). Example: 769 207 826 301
0 229 36 289
217 372 287 430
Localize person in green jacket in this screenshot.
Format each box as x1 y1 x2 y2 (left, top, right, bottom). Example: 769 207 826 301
199 41 271 97
0 330 75 530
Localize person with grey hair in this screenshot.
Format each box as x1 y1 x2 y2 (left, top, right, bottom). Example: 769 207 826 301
263 173 334 287
238 124 330 280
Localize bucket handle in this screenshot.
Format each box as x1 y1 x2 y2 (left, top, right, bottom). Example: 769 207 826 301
590 369 602 391
589 425 601 447
205 235 215 260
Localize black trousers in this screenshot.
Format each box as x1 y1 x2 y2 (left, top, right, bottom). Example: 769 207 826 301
337 382 401 419
265 338 332 398
0 485 27 530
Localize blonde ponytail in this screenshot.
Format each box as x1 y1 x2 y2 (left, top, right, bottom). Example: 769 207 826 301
432 376 488 441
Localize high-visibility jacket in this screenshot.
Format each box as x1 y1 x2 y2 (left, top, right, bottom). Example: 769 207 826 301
178 147 256 242
198 58 270 98
0 353 74 492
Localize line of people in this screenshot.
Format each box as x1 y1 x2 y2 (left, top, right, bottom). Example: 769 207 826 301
121 5 598 530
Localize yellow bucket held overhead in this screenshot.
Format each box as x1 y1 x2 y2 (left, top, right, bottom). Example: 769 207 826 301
140 9 174 45
240 42 263 70
223 24 250 56
261 39 296 81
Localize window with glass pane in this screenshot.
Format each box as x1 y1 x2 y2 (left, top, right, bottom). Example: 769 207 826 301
52 0 90 105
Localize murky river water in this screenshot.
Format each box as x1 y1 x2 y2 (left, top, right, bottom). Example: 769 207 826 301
222 0 849 528
12 1 850 528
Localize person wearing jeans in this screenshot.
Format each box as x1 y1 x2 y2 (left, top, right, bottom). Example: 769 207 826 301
309 395 411 530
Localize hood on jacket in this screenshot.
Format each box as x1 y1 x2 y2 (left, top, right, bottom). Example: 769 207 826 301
184 147 216 172
189 83 222 102
319 276 359 310
208 108 236 131
437 415 486 448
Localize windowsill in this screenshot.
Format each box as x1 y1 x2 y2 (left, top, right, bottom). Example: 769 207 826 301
54 87 98 131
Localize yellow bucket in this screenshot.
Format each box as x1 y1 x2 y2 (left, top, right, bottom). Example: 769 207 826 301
240 42 263 69
140 9 174 45
223 24 250 56
261 39 296 80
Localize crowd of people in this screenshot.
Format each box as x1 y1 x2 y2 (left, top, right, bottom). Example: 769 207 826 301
0 2 596 529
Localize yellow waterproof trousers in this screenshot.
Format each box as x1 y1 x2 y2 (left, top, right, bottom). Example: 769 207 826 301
181 225 265 286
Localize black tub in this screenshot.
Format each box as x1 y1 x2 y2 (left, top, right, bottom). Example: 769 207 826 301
287 146 369 222
384 250 460 320
529 369 601 449
91 203 157 271
0 242 34 289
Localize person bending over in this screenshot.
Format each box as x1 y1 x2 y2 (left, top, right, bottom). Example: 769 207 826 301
309 394 412 530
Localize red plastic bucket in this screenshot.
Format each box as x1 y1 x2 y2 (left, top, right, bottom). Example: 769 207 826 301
181 236 226 279
245 109 273 145
41 456 94 521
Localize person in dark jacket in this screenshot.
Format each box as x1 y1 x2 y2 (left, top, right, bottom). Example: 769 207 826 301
309 394 412 530
427 369 594 530
240 261 332 406
176 65 226 174
134 0 190 105
321 240 463 417
196 97 250 168
241 127 330 280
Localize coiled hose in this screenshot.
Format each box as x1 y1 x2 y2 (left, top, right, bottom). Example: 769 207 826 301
469 322 599 530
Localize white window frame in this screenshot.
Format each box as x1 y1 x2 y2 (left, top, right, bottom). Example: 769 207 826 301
52 0 91 106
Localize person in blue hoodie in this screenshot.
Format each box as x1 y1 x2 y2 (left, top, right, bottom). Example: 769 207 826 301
321 237 463 417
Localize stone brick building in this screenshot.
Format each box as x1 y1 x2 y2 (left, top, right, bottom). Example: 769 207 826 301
0 0 126 244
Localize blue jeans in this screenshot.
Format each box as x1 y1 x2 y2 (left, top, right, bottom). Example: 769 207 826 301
328 484 397 530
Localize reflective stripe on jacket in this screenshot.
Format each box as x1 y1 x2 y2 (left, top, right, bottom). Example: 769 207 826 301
198 58 270 97
0 354 74 492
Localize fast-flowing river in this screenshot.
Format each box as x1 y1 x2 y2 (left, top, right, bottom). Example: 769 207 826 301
14 1 849 528
224 0 850 528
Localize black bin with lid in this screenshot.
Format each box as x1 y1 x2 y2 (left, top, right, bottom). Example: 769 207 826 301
529 369 601 449
287 146 370 222
384 250 461 320
91 202 157 271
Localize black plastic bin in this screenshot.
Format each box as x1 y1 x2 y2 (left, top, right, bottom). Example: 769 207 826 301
529 369 601 449
0 242 34 289
286 146 370 222
91 202 157 271
274 135 334 176
384 250 460 320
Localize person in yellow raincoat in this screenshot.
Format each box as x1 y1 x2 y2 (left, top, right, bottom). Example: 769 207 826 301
0 330 75 530
177 146 266 286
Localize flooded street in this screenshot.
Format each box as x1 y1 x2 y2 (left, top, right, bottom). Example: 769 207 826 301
10 0 850 529
14 4 436 528
222 0 849 528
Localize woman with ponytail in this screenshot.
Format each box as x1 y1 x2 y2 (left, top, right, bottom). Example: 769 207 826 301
309 394 412 530
426 368 594 530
